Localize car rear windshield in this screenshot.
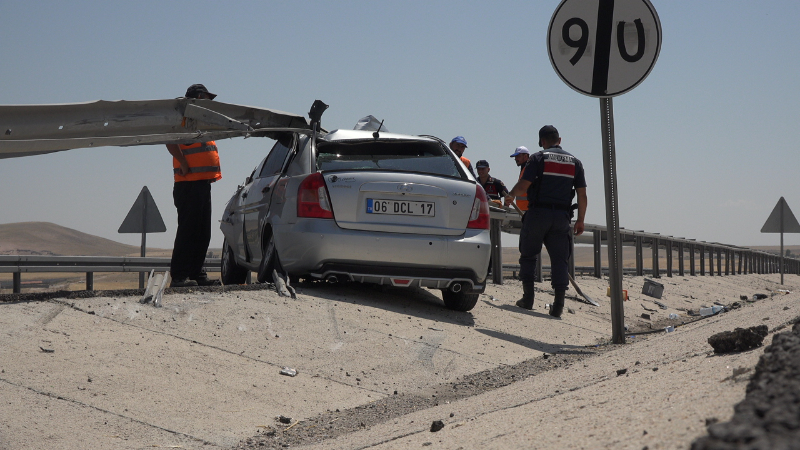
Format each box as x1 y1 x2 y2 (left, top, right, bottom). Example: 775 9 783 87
316 139 462 178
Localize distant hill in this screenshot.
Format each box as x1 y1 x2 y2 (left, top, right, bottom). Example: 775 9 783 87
0 222 154 256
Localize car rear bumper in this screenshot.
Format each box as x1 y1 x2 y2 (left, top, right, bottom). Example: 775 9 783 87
273 218 490 291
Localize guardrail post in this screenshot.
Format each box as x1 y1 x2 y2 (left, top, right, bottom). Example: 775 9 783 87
689 244 695 276
708 247 719 277
700 246 705 276
635 236 643 276
535 256 542 283
490 218 503 285
651 238 660 278
569 235 576 278
593 230 602 278
724 250 730 275
13 272 21 294
666 240 673 277
717 248 722 276
86 272 94 291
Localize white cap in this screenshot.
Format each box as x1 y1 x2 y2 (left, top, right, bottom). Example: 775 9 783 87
510 146 530 157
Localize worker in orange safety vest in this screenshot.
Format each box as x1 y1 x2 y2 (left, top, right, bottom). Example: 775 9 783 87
506 146 531 211
449 136 476 178
166 84 222 288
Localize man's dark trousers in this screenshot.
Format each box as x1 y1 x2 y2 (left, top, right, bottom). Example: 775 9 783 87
170 180 212 280
518 208 572 291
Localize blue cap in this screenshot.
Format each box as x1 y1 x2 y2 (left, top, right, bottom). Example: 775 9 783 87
450 136 468 147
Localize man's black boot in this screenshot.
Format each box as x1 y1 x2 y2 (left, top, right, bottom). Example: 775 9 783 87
550 290 565 318
515 282 535 310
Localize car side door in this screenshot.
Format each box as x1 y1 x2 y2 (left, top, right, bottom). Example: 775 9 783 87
243 134 296 262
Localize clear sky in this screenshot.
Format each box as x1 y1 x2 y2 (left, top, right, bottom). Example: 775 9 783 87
1 0 799 250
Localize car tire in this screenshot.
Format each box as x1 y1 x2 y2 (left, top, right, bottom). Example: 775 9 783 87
441 290 479 312
257 231 280 283
221 239 248 285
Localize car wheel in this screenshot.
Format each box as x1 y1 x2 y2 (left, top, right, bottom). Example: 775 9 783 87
221 239 248 285
257 231 280 283
441 289 479 312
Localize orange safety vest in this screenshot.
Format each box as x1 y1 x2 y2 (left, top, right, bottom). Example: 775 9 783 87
516 167 528 211
173 141 222 183
460 156 472 171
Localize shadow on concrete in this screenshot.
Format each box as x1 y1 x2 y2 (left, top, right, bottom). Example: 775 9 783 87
474 327 593 355
293 281 476 327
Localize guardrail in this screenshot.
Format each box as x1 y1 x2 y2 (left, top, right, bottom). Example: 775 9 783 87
0 255 220 293
489 208 800 285
2 213 798 294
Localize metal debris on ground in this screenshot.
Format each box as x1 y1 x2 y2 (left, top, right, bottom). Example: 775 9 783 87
641 313 651 320
272 269 296 298
39 347 54 353
700 306 724 316
280 367 297 377
616 368 627 376
641 303 657 312
653 300 668 310
278 415 292 424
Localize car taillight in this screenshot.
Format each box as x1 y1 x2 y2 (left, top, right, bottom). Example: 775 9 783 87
297 172 334 219
466 184 490 229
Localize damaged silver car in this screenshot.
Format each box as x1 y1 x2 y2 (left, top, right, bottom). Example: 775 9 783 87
220 108 491 311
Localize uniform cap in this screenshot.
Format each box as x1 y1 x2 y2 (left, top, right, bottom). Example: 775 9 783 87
475 160 490 168
185 84 217 100
509 146 530 157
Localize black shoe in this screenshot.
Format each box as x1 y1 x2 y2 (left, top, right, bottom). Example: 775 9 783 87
550 290 565 318
193 276 221 286
170 278 198 288
516 281 535 310
516 298 533 310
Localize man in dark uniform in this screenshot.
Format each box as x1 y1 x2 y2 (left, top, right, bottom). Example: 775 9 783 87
475 159 509 203
505 125 587 317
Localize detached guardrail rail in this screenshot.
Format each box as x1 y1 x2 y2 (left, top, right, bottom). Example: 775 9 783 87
0 255 220 293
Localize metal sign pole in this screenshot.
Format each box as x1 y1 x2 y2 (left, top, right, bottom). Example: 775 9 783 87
780 201 784 285
600 97 625 344
139 200 147 289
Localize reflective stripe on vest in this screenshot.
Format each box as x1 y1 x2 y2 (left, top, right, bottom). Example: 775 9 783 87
173 141 222 183
516 168 529 211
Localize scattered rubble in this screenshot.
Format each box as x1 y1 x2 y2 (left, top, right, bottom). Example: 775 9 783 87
692 320 800 449
430 420 444 432
707 325 768 353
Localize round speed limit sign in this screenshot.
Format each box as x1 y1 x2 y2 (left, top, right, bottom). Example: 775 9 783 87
548 0 661 97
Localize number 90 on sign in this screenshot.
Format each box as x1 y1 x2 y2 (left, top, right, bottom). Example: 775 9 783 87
548 0 661 98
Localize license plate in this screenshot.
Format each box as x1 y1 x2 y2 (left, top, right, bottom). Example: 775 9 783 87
367 199 435 216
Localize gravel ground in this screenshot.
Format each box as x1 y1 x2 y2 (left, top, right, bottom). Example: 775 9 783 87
233 346 609 450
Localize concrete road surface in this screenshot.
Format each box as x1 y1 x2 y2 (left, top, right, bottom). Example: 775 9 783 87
0 273 797 449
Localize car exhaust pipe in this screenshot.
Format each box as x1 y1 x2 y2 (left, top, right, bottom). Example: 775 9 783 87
449 283 462 293
326 275 338 284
